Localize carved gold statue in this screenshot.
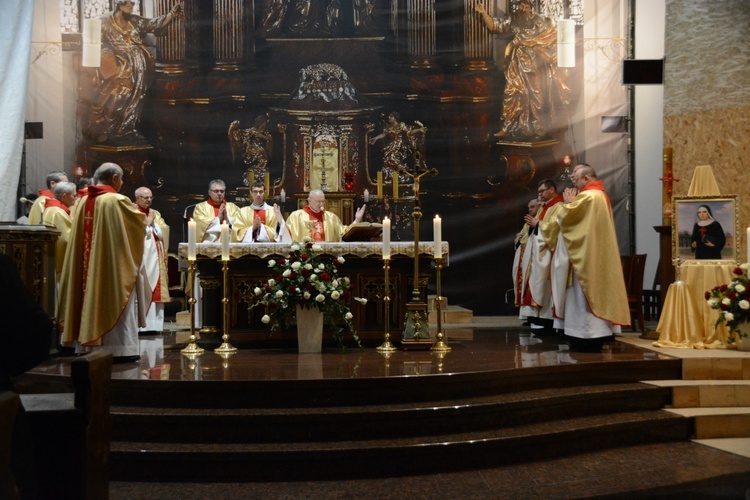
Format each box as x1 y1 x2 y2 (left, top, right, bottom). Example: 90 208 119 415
369 112 427 184
229 115 273 183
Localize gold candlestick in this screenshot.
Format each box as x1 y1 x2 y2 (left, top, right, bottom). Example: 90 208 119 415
215 260 238 354
377 258 397 352
181 259 204 355
431 257 451 352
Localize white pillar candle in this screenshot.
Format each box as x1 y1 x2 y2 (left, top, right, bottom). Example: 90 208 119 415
280 189 286 203
382 217 391 260
364 189 369 203
221 222 230 261
187 218 197 260
433 215 442 258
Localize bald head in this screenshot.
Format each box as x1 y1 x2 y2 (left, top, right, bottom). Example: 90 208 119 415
94 162 124 192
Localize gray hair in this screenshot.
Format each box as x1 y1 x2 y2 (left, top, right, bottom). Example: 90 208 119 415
46 171 68 188
208 179 226 190
53 181 76 199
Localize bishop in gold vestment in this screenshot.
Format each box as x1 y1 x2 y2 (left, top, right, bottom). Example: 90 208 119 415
58 163 148 359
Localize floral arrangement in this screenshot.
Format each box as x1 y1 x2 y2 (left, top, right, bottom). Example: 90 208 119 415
250 240 365 348
706 263 750 343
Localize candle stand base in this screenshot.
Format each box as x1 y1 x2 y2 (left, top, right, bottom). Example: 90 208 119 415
401 302 433 350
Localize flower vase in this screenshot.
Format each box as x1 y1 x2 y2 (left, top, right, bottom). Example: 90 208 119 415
296 304 323 353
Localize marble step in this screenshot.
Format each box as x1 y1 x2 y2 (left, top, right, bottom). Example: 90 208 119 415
663 407 750 439
644 379 750 408
110 410 688 482
681 357 750 380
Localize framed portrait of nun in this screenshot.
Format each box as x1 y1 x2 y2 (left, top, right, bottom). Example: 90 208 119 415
673 195 739 265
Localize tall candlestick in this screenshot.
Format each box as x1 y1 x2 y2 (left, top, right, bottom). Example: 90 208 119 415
280 189 286 203
392 175 399 200
221 222 230 261
382 217 391 260
433 215 442 258
377 172 383 199
187 218 197 260
364 189 370 203
264 172 270 196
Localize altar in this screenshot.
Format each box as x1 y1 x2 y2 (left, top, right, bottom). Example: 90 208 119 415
178 241 449 346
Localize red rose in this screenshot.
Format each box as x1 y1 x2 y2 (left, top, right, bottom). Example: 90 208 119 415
300 253 309 261
297 297 306 305
279 258 286 265
289 272 297 280
734 267 744 275
727 291 737 300
720 303 729 311
302 269 310 277
720 284 729 292
342 290 351 299
305 282 313 290
306 242 313 249
277 274 283 281
704 291 711 300
265 285 272 293
320 272 331 281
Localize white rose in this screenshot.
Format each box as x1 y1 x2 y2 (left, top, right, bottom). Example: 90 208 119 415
722 298 732 306
291 261 301 271
317 283 326 292
331 279 339 288
261 315 271 324
268 259 276 267
310 274 318 282
337 256 345 264
345 312 353 320
304 263 313 270
275 290 284 298
741 263 750 271
303 291 311 300
283 269 291 278
291 244 300 252
736 284 746 294
708 298 718 307
331 291 340 300
354 297 368 305
740 300 750 310
318 264 325 270
312 244 323 252
267 279 276 287
254 287 263 296
302 236 311 243
724 312 734 322
315 294 325 302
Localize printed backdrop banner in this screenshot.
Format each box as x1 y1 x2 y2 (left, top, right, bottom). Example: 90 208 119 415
0 0 34 221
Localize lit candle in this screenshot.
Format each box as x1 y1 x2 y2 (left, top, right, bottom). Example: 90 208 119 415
264 172 270 196
187 218 197 261
363 189 369 203
220 222 230 261
377 172 383 199
280 189 286 203
382 217 391 260
392 175 399 200
433 215 442 259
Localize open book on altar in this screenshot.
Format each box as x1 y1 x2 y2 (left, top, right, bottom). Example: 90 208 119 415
342 222 383 242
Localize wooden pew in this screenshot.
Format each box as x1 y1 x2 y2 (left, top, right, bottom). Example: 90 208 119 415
0 391 21 500
20 351 113 500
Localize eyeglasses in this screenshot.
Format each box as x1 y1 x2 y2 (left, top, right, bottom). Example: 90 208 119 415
137 195 153 200
210 189 225 194
537 186 552 194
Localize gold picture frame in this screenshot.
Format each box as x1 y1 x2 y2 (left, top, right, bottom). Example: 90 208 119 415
672 195 739 265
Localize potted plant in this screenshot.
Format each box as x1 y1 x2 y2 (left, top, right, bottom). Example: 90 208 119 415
705 263 750 350
250 240 366 351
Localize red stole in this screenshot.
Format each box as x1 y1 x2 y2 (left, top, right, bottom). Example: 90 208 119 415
45 198 70 215
207 198 222 217
254 208 267 224
136 206 165 301
38 189 53 199
136 206 150 216
539 194 564 220
81 185 117 298
580 180 612 210
303 206 325 242
78 187 89 198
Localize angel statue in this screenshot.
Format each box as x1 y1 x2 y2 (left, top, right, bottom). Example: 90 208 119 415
228 115 273 183
369 112 427 183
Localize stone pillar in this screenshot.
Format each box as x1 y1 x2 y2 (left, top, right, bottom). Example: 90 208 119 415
212 0 254 71
154 0 188 74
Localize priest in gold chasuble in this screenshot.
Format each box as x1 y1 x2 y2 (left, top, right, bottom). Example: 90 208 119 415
542 164 630 349
285 189 365 242
232 181 280 242
193 179 241 242
58 163 148 359
42 181 77 279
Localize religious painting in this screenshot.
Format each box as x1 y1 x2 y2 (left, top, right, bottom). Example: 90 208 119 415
672 196 739 265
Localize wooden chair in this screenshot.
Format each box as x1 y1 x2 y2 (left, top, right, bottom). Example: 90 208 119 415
621 254 647 333
0 391 20 500
167 252 187 311
20 351 113 500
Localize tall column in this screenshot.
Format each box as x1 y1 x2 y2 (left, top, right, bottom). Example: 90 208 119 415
463 0 493 69
407 0 436 67
213 0 253 72
154 0 188 74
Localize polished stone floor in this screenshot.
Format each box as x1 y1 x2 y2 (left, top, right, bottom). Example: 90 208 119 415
29 329 669 382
